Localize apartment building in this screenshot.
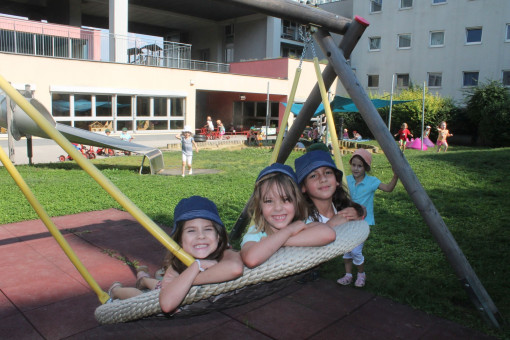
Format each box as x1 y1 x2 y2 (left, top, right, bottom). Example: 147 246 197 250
341 0 510 103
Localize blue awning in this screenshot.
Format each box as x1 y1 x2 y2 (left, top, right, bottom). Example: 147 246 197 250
284 96 413 116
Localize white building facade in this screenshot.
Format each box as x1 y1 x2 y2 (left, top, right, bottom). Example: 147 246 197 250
341 0 510 103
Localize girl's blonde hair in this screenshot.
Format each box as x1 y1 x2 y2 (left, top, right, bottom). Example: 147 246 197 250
248 172 308 235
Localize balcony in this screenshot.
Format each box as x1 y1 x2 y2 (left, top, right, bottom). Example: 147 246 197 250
0 15 229 73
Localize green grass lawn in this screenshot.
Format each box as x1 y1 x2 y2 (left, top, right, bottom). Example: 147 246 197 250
0 145 508 338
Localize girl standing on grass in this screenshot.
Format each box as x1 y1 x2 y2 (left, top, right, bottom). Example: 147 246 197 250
175 126 199 177
340 148 398 287
240 163 336 269
107 196 243 314
394 123 413 151
436 121 453 153
294 151 365 284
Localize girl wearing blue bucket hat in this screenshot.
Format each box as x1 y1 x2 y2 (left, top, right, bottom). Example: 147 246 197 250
240 163 336 269
107 196 243 314
295 150 366 285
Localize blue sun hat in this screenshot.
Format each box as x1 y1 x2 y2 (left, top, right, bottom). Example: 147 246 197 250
256 163 298 184
172 196 224 235
295 150 342 184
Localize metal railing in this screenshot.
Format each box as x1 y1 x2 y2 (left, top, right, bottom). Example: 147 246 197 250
0 17 229 73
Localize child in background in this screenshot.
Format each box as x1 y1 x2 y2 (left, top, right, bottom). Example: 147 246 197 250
342 129 349 140
241 163 336 269
423 125 435 148
294 150 365 276
436 121 453 153
394 123 413 151
216 120 226 139
175 126 199 177
341 148 398 287
119 127 134 142
107 196 243 314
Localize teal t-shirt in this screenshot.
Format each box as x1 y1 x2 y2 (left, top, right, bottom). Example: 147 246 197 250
241 225 267 247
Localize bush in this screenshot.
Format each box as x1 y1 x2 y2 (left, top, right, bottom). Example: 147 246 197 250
465 80 510 147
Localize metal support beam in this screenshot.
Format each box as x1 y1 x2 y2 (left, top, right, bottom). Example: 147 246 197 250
6 94 15 163
314 28 502 328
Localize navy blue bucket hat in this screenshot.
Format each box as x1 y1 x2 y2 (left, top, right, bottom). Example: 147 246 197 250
256 163 298 184
294 150 343 184
172 196 224 235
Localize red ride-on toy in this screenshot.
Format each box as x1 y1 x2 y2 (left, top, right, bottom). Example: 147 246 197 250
58 144 96 162
96 147 115 157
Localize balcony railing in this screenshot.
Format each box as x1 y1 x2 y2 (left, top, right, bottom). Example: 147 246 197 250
0 16 230 73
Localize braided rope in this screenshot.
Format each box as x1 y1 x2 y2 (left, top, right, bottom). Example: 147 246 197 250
95 220 369 324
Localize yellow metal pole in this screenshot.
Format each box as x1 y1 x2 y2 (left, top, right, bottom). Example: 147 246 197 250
312 57 347 188
270 67 302 164
0 76 194 272
0 146 111 303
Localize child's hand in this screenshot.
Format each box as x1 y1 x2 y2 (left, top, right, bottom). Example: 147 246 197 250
338 207 360 221
327 213 349 227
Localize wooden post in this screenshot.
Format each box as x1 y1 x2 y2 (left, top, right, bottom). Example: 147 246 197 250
217 0 351 35
276 16 369 163
314 28 502 328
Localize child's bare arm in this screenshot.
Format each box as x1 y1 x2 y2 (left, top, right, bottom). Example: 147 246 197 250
192 140 199 152
241 225 301 268
192 250 244 285
158 262 201 313
175 134 182 140
379 172 398 192
284 222 336 247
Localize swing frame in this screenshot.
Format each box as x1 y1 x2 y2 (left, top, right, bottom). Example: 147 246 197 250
0 0 501 328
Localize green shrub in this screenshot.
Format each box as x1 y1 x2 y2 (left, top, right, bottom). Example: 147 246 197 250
337 87 456 140
465 80 510 147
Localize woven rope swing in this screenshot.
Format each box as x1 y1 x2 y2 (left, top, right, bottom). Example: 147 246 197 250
94 220 369 324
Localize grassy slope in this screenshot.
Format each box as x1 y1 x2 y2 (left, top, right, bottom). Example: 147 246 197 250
0 146 508 338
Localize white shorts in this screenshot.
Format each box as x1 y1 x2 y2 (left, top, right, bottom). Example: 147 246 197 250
182 153 192 164
342 242 365 266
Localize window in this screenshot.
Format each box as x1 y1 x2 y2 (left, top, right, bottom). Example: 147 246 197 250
463 71 479 87
502 71 510 86
506 24 510 42
396 74 410 87
368 75 379 88
136 97 150 117
428 73 442 87
466 27 482 44
369 37 381 50
400 0 412 9
430 31 445 47
96 95 112 117
398 34 411 49
432 0 446 4
370 0 382 13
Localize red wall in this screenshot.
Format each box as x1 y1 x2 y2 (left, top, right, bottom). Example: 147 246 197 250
229 58 289 79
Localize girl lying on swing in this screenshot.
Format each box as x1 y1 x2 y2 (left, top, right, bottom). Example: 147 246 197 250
107 196 244 313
